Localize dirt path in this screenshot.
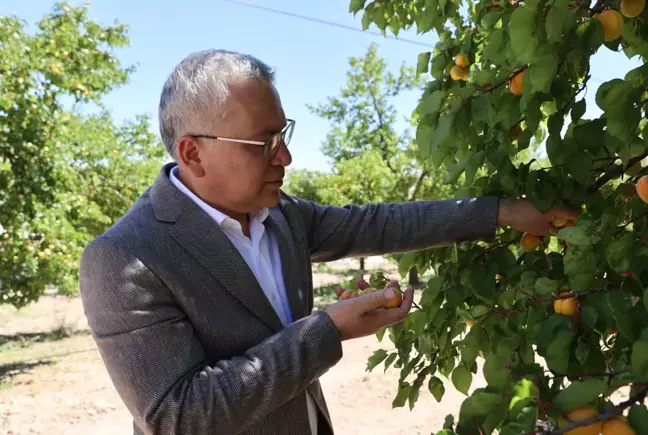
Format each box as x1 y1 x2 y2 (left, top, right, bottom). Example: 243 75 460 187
0 258 477 434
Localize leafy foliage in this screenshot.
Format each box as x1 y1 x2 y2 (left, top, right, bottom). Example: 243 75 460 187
0 2 164 307
348 0 648 433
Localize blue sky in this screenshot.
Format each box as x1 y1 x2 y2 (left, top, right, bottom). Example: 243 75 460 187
1 0 642 172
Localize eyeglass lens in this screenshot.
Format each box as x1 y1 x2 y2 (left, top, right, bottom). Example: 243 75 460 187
266 122 294 158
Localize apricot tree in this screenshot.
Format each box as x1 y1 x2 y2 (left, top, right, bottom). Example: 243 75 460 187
347 0 648 433
0 3 164 307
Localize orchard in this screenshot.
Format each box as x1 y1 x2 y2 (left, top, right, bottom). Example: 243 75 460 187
342 0 648 433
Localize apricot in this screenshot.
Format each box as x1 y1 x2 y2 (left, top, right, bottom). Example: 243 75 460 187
558 406 602 435
602 417 636 435
383 289 403 309
455 54 470 68
554 293 578 316
520 233 541 252
466 320 476 327
637 175 648 203
620 0 645 17
509 70 525 95
339 289 357 300
552 216 570 228
461 68 469 81
595 10 624 41
450 65 465 80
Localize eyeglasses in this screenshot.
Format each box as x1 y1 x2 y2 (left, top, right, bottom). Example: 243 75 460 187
188 119 295 160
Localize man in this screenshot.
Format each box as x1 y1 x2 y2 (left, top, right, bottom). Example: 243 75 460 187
78 49 579 435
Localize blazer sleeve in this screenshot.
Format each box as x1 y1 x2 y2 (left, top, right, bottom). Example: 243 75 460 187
79 235 343 435
284 194 501 263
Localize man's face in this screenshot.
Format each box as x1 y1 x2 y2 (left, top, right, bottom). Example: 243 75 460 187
177 79 293 215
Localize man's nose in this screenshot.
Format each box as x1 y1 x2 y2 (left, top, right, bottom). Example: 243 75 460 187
271 141 292 167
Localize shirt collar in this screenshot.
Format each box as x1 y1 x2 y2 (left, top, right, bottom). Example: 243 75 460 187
169 165 269 227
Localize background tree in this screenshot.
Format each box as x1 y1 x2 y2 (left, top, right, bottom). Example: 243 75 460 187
286 43 455 281
0 2 164 308
349 0 648 434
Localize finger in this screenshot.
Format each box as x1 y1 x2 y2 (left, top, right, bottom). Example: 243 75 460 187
355 276 370 290
356 287 395 312
334 286 344 297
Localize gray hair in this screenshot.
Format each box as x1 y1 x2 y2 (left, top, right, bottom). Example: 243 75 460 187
158 49 276 159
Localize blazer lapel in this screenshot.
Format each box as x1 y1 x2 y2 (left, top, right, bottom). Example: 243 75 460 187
266 208 307 321
151 163 284 333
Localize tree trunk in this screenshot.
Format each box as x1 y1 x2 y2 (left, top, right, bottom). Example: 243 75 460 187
359 257 365 271
408 266 420 287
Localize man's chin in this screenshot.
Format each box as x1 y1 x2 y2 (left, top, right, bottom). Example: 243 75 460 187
259 187 282 207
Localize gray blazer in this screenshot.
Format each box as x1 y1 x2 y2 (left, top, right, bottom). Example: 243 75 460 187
79 162 499 435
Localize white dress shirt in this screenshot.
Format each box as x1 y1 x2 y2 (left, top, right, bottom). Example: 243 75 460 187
169 166 318 434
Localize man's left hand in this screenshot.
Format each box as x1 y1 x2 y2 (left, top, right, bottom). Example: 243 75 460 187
497 198 581 236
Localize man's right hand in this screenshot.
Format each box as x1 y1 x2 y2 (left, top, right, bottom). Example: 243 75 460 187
325 278 414 341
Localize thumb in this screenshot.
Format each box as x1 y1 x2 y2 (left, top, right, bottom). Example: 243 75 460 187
358 287 396 311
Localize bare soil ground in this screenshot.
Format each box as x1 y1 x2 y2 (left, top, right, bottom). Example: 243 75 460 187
0 257 473 434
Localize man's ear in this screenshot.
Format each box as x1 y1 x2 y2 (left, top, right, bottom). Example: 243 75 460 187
176 136 206 178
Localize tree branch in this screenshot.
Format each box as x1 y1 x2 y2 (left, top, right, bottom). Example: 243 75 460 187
409 169 429 201
369 91 397 174
587 147 648 195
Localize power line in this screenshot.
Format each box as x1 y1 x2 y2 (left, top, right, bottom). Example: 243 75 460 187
222 0 436 49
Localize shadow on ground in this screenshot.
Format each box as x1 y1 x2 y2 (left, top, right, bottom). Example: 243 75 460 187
0 326 90 349
0 359 54 381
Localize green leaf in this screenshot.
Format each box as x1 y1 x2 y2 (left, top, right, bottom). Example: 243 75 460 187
484 354 513 390
459 391 501 422
470 304 491 320
545 0 571 43
581 305 598 329
420 275 444 308
605 232 634 273
571 99 586 122
553 379 607 411
398 251 416 278
418 90 448 116
596 79 633 114
384 353 397 373
546 330 575 373
509 6 539 63
527 51 558 94
535 277 558 296
556 226 591 246
565 152 593 185
349 0 367 13
631 340 648 381
366 349 389 371
392 382 412 408
575 336 590 365
451 365 472 395
628 405 648 434
428 376 446 402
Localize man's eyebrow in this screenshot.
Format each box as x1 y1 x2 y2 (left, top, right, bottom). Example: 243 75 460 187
252 122 286 137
